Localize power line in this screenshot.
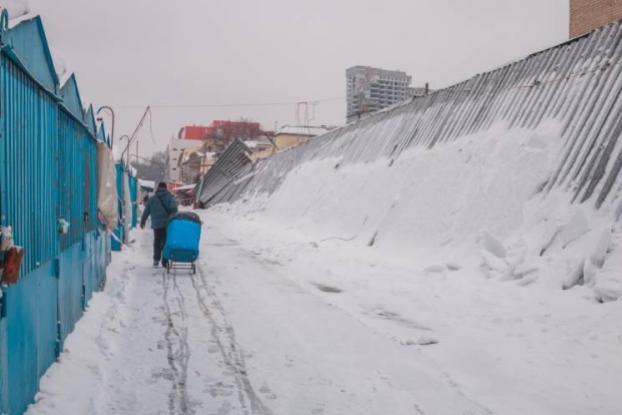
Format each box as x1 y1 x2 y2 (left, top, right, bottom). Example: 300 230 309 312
148 109 156 144
111 96 344 110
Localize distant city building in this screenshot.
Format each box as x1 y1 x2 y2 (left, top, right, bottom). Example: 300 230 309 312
245 135 277 161
170 122 335 183
177 120 263 151
165 137 203 183
177 148 215 185
178 120 263 152
570 0 622 37
178 125 212 140
250 125 334 161
346 66 427 122
274 125 331 149
167 120 266 184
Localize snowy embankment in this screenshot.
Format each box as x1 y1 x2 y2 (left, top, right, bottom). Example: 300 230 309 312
25 216 621 415
26 122 622 415
25 124 622 414
207 121 622 412
221 121 622 302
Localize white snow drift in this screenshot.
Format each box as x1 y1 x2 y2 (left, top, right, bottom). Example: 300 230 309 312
222 120 622 303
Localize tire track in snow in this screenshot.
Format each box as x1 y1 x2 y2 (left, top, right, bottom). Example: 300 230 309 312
224 242 495 415
162 270 193 415
190 265 273 415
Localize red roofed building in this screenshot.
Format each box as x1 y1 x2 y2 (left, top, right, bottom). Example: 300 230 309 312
178 121 262 142
168 120 266 183
178 126 214 140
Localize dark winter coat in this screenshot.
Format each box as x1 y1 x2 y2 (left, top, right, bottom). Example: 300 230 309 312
140 189 178 229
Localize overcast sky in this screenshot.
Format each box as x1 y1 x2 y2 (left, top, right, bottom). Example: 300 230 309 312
24 0 569 156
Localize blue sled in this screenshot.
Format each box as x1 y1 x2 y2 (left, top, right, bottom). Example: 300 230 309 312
162 212 202 274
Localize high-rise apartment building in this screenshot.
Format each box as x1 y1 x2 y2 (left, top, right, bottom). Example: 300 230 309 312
346 66 418 122
570 0 622 37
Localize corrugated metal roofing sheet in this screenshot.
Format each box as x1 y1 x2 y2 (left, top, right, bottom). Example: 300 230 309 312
196 139 254 206
84 105 97 137
60 74 85 123
200 22 622 211
1 16 58 94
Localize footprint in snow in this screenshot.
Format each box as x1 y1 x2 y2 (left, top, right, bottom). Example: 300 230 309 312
313 282 343 293
215 400 232 415
402 337 439 346
259 384 278 400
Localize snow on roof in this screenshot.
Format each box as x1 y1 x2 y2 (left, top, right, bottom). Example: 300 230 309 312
175 184 196 191
243 135 273 148
5 0 31 24
53 52 70 85
138 179 155 189
275 125 332 137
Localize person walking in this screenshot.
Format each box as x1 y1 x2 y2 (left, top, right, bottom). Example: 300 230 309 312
140 182 178 267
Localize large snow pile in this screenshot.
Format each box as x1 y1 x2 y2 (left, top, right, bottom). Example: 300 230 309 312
216 120 622 302
203 25 622 306
24 119 622 414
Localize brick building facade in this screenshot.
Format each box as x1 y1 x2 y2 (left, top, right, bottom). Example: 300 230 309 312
570 0 622 37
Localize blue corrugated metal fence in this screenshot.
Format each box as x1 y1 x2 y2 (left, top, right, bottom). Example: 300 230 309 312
129 175 138 228
0 13 112 415
111 163 125 251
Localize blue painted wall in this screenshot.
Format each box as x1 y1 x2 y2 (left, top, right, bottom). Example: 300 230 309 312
0 56 59 274
0 14 112 415
57 243 83 343
4 262 57 415
111 163 126 251
129 176 138 228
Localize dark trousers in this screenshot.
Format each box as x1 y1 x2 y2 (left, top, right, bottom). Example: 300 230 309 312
153 227 167 263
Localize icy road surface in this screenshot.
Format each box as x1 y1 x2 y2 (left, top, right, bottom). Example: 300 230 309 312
27 211 622 415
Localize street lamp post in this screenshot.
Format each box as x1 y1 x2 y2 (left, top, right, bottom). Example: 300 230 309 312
96 106 115 149
117 135 130 165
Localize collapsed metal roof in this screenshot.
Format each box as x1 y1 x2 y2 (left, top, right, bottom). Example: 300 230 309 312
195 139 254 207
198 21 622 211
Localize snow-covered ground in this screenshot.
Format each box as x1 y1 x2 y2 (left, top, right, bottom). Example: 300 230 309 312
228 121 622 301
25 209 622 415
26 121 622 414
